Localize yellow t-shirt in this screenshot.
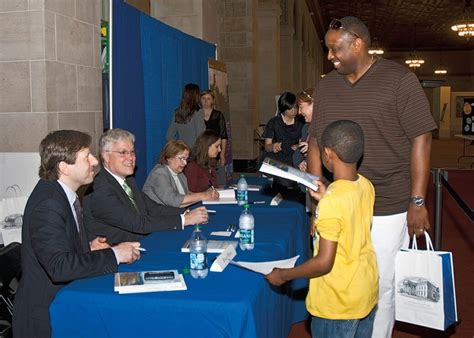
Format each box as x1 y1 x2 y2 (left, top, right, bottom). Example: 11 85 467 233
306 174 378 319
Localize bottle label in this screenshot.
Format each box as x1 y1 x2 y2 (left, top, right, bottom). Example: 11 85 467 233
237 190 248 202
190 252 208 270
239 229 254 244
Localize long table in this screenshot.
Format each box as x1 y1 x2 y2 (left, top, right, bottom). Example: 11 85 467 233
50 178 310 338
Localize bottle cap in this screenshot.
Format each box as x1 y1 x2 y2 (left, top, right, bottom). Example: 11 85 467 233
244 204 250 209
240 173 245 177
182 268 190 274
194 224 201 230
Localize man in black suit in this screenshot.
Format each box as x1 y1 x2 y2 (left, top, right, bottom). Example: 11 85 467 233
13 130 141 338
83 128 208 244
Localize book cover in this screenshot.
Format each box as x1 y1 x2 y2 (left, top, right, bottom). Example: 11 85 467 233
259 157 319 191
114 270 187 294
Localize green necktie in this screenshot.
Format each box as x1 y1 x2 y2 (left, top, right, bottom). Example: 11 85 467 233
122 181 139 211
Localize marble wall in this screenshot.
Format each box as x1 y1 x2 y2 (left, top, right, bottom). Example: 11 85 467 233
0 0 103 153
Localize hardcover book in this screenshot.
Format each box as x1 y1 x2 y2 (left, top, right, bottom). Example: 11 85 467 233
259 157 319 191
114 270 187 294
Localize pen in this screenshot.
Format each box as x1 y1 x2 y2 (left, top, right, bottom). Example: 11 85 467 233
250 201 265 204
138 247 147 252
206 209 217 214
208 180 216 190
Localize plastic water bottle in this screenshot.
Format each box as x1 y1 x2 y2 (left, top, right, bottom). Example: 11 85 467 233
239 204 254 250
189 225 208 279
236 174 248 206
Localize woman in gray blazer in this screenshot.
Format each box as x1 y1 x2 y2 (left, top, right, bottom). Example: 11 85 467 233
143 140 219 208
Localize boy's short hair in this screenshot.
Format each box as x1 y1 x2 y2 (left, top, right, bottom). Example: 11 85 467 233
320 120 364 164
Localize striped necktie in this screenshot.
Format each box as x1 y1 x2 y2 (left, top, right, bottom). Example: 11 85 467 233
122 181 139 211
73 198 91 252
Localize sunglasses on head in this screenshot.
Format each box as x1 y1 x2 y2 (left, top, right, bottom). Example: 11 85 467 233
328 19 360 39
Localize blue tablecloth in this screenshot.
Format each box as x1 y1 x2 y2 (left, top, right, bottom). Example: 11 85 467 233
50 178 310 338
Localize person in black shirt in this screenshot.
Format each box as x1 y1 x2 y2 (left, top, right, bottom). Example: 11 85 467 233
200 90 228 167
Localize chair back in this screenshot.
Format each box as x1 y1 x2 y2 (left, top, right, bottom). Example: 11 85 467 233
0 242 21 290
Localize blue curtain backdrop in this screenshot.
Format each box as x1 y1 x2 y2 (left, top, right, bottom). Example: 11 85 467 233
113 0 215 186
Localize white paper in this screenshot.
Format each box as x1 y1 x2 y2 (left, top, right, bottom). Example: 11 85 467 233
210 231 232 237
270 193 282 206
230 255 300 275
0 227 22 246
203 189 237 204
210 245 237 272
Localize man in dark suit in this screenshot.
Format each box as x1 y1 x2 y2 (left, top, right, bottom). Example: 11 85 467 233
13 130 141 338
83 128 208 244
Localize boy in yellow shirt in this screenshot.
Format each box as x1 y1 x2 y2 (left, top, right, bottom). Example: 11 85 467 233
266 120 378 337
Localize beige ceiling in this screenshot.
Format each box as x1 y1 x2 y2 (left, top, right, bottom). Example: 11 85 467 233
307 0 474 52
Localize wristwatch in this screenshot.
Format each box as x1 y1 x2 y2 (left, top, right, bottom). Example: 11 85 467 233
409 196 425 207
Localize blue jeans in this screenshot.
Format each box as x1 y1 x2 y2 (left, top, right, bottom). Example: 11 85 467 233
311 306 377 338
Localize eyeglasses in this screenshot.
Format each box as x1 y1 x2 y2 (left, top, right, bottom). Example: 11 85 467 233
107 150 136 157
328 19 360 39
176 156 189 163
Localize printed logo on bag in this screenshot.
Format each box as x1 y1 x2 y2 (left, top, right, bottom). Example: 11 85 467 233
397 277 440 303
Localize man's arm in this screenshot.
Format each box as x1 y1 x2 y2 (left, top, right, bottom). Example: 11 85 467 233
407 132 432 237
307 136 323 178
30 199 119 283
266 237 337 286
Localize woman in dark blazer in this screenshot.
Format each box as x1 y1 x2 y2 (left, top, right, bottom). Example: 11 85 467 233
200 90 228 166
143 140 219 208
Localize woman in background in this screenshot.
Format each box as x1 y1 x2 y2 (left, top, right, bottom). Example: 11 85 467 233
184 130 221 192
200 90 228 166
293 87 316 172
263 92 304 166
143 140 219 208
166 83 206 148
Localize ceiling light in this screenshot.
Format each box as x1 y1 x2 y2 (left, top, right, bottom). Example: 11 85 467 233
369 38 384 55
451 22 474 38
451 0 474 39
405 54 425 68
434 51 447 74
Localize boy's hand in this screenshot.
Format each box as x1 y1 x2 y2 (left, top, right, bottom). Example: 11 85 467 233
265 268 287 286
308 180 326 201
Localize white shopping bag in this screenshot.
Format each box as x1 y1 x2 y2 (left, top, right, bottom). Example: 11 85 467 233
395 232 457 331
0 184 27 245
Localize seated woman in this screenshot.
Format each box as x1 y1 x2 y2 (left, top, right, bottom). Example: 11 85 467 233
263 92 304 165
184 130 221 192
143 140 219 208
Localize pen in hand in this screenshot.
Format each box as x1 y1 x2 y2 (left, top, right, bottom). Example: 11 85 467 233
208 180 216 191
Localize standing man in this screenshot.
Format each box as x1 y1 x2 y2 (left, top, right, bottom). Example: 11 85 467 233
307 16 437 337
13 130 140 338
83 128 208 244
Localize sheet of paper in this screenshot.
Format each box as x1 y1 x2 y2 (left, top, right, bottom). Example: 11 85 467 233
210 231 232 237
210 245 237 272
203 189 237 204
270 193 282 206
230 255 299 275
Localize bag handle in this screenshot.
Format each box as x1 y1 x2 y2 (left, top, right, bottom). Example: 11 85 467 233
410 231 434 252
5 184 22 197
